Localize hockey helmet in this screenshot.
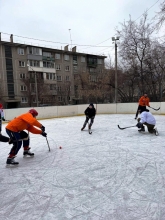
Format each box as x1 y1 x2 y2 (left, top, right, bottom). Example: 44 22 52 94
89 103 94 107
29 109 38 117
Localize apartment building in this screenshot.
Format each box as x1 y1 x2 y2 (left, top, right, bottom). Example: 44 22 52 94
0 35 106 108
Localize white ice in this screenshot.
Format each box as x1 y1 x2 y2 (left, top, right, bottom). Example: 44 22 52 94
0 114 165 220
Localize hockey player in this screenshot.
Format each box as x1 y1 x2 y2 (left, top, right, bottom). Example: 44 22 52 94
81 103 96 131
135 93 150 119
5 109 47 165
0 103 5 134
136 109 158 135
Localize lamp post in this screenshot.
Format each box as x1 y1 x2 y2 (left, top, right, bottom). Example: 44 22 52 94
68 29 72 50
112 37 119 103
27 64 39 107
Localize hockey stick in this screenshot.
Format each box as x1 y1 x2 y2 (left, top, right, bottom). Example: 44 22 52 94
148 106 160 111
88 122 92 134
46 136 51 151
118 125 137 130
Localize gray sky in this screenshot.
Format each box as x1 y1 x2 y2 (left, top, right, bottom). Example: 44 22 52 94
0 0 163 58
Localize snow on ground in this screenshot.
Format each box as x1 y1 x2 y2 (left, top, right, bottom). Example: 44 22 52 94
0 114 165 220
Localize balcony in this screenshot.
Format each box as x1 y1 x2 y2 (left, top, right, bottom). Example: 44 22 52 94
28 66 56 73
42 56 55 62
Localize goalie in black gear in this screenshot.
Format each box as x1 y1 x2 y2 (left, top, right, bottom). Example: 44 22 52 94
81 103 96 130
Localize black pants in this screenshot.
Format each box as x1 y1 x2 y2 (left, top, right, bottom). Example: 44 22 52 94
6 130 29 156
83 116 94 128
143 123 155 133
135 105 147 118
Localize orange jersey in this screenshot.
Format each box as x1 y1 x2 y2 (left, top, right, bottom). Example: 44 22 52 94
6 112 42 134
138 96 150 106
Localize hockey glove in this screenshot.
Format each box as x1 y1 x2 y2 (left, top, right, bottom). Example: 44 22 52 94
41 125 45 132
2 117 5 121
41 132 47 137
136 122 142 128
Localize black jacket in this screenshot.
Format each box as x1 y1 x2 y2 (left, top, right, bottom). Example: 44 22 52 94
84 107 96 118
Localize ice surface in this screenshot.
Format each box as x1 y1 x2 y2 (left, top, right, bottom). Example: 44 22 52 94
0 114 165 220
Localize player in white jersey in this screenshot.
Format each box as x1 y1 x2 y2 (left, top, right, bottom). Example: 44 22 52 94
0 103 5 134
136 109 158 135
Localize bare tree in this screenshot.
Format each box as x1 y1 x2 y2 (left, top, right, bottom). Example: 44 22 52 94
115 13 164 101
74 70 115 104
154 0 165 29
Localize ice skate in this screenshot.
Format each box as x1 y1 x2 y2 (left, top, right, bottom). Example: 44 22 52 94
138 127 145 132
88 124 91 130
23 148 34 157
6 157 19 166
154 127 159 136
81 126 85 131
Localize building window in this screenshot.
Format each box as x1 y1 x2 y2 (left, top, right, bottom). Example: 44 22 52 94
57 86 61 91
98 69 103 73
20 85 27 91
81 56 85 62
31 84 36 93
56 64 61 70
57 75 62 81
18 48 24 55
89 68 94 72
20 73 26 79
32 98 36 103
19 61 25 67
98 59 103 64
50 84 56 90
64 54 69 61
58 96 62 101
28 47 40 55
66 76 70 81
55 53 60 59
73 55 77 65
46 73 56 80
89 75 98 82
21 97 28 103
73 66 77 71
65 66 70 71
43 52 52 57
43 61 54 68
29 60 40 67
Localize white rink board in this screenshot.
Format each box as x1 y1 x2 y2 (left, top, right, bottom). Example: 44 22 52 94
3 102 163 121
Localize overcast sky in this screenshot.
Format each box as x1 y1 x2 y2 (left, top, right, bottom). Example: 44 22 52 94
0 0 163 58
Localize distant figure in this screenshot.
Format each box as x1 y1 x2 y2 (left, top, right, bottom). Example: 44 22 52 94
135 93 150 119
136 109 158 135
0 103 5 134
5 109 47 166
81 103 96 130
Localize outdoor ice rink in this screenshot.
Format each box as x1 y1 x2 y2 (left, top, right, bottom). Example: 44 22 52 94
0 114 165 220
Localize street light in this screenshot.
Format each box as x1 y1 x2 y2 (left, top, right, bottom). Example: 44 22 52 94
27 63 39 107
68 29 72 51
112 36 120 103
